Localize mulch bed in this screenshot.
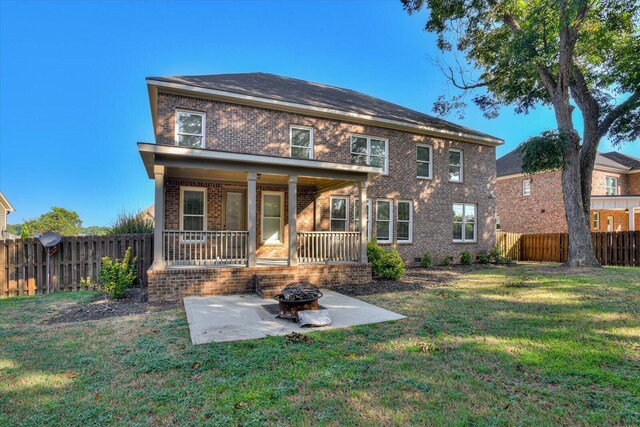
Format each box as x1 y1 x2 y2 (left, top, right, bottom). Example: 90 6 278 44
335 265 490 296
46 288 177 325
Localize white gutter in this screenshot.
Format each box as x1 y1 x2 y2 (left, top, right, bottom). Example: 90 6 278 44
146 79 504 147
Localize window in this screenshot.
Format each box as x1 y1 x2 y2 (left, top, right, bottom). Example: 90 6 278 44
453 203 476 242
449 149 463 182
607 216 614 232
605 176 618 195
261 192 283 243
397 200 413 243
180 188 206 240
416 144 433 179
290 126 313 159
375 200 393 243
350 135 388 174
330 197 349 231
175 110 205 147
593 212 600 229
522 179 531 196
354 198 372 240
496 216 501 230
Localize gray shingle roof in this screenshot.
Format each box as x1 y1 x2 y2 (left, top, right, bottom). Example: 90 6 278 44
148 72 502 142
496 148 637 177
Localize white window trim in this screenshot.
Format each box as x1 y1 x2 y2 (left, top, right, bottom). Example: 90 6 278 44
179 187 207 242
330 196 349 231
261 191 284 244
354 198 372 240
449 148 464 182
396 200 413 244
607 216 614 232
375 199 393 244
605 176 618 195
416 144 433 180
522 179 531 196
453 203 477 243
289 125 314 160
593 212 600 229
175 110 206 148
350 134 389 175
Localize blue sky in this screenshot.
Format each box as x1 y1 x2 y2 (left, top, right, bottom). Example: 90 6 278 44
1 0 638 226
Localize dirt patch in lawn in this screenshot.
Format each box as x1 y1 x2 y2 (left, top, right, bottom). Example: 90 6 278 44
46 288 177 324
336 265 492 296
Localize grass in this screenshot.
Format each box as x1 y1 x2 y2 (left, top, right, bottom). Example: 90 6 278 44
1 264 638 425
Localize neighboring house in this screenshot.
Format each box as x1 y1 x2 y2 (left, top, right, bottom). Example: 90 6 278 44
0 192 16 240
496 149 640 234
138 73 503 301
142 204 154 222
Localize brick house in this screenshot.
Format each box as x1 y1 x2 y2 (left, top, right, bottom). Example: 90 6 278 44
496 149 640 234
138 73 503 301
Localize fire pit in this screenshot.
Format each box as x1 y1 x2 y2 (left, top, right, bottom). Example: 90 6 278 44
272 281 323 319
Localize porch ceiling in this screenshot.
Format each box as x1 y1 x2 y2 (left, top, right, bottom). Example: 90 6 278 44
591 195 640 210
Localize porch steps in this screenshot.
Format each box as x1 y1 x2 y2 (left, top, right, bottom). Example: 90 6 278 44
253 273 296 298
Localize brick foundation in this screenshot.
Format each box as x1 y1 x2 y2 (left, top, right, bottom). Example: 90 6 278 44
147 263 372 302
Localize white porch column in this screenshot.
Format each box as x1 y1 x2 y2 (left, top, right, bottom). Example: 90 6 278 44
358 180 368 263
630 208 636 231
152 165 165 269
247 172 257 267
288 175 298 266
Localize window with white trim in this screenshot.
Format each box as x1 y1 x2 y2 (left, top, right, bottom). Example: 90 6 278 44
180 187 206 233
607 215 614 232
453 203 476 242
350 135 388 174
290 126 313 159
396 200 413 243
449 149 463 182
605 176 618 195
261 192 283 243
354 198 372 240
417 144 432 179
523 179 531 196
330 196 349 231
175 111 205 147
593 212 600 229
375 200 393 243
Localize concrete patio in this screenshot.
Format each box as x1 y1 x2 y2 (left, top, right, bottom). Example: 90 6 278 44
183 289 406 344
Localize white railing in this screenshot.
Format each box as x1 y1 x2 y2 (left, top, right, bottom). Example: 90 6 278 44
163 230 248 267
297 231 361 264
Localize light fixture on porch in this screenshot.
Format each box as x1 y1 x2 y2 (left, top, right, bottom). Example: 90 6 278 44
625 208 630 212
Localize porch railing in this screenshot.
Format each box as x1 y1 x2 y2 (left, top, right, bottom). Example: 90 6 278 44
297 231 360 264
163 230 248 267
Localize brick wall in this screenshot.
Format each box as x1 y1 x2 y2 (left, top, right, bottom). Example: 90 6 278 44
591 170 628 195
628 173 640 195
157 92 497 262
591 209 640 232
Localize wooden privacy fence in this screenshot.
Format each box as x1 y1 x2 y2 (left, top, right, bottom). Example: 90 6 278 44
497 231 640 266
1 234 153 298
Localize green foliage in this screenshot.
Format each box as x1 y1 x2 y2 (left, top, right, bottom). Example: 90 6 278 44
82 226 110 236
441 256 452 266
367 238 406 280
478 254 490 265
22 207 83 236
99 247 137 299
19 223 31 240
460 251 473 265
518 131 567 175
420 251 433 268
487 246 512 265
109 210 154 235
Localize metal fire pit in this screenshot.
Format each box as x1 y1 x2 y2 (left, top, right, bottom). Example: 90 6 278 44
271 281 323 319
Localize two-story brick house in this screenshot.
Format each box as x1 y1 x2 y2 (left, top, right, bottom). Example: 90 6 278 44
138 73 503 301
496 149 640 234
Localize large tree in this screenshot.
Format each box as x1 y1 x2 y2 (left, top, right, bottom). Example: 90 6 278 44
23 207 83 236
403 0 639 267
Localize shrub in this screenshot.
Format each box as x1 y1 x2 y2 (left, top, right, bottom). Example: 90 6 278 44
99 247 137 299
478 254 490 264
460 251 473 265
420 251 433 268
441 256 452 266
488 246 502 262
109 210 154 235
367 238 405 280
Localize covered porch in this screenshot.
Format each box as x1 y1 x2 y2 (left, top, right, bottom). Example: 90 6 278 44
591 195 640 231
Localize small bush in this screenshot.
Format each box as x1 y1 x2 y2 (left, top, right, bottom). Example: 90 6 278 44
99 247 137 299
109 210 154 235
367 238 405 280
420 251 433 268
441 256 452 266
460 251 473 265
488 246 502 262
495 254 513 265
478 254 490 264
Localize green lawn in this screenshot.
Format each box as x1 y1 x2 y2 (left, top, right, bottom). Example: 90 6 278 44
1 264 639 426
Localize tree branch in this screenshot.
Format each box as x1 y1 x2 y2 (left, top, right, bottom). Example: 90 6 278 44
598 89 640 138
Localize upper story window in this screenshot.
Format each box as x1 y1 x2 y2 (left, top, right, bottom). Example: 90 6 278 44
330 196 349 231
453 203 476 242
350 135 388 174
449 149 463 182
175 110 205 148
605 176 618 195
290 126 313 159
522 179 531 196
416 144 433 179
